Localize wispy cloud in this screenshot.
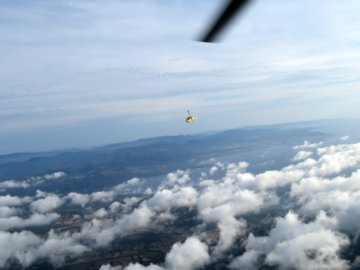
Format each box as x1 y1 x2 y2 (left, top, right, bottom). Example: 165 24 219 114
1 0 360 152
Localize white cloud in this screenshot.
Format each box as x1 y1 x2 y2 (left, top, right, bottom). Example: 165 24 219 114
0 195 31 206
165 236 210 270
144 187 153 195
118 237 209 270
44 171 66 180
67 192 90 207
29 172 67 185
91 191 115 203
36 230 88 267
310 144 360 176
35 189 49 198
0 206 18 218
100 264 123 270
214 216 246 255
165 170 190 186
0 213 60 230
197 185 265 221
255 168 305 190
114 177 143 193
290 170 360 232
340 135 350 141
78 205 154 247
146 186 198 211
229 249 259 270
124 263 163 270
0 230 42 268
0 180 29 189
209 166 218 175
93 208 108 219
294 140 324 150
293 150 313 161
121 197 142 213
191 161 277 256
231 211 349 270
109 201 122 213
31 195 63 213
0 230 87 268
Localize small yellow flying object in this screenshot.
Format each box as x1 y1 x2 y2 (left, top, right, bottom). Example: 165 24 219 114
185 110 197 123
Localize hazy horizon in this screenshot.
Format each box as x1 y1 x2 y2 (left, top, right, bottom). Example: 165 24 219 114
0 117 353 155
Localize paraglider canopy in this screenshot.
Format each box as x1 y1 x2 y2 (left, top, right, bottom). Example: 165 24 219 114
185 110 197 123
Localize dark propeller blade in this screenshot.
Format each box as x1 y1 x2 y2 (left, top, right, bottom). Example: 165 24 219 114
200 0 252 42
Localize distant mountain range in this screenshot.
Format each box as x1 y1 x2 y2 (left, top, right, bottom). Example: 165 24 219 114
0 121 336 196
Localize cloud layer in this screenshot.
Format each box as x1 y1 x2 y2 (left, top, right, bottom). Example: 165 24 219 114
1 141 360 269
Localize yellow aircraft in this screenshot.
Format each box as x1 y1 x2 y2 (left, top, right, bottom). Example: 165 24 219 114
185 110 197 123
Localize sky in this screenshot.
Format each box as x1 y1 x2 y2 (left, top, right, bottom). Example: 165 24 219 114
1 0 360 154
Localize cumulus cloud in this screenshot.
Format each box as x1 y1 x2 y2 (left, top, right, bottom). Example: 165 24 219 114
109 201 122 213
0 206 18 218
77 205 154 247
0 172 66 189
209 166 218 175
114 177 142 192
197 184 263 254
3 141 360 269
36 230 88 266
249 142 360 192
340 135 350 141
100 264 123 270
196 162 274 255
35 189 49 198
146 186 198 211
29 172 67 185
294 140 323 150
0 230 87 268
255 168 305 190
66 178 144 209
229 249 258 270
31 194 63 213
292 150 313 161
0 180 29 189
0 230 42 268
0 213 60 230
165 170 190 186
310 144 360 176
0 195 31 206
110 236 209 270
231 211 349 270
93 208 108 219
66 192 90 207
120 197 142 213
124 263 163 270
44 171 66 180
0 172 66 191
90 191 115 203
226 142 360 268
165 237 210 270
214 216 246 255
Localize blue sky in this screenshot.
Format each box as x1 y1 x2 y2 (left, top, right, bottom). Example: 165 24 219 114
1 0 360 154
